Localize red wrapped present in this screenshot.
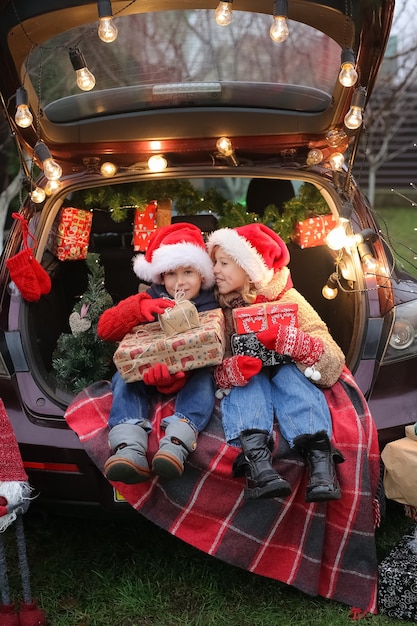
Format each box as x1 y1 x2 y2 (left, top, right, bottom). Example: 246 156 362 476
233 301 298 334
47 207 92 261
114 308 225 383
291 214 337 249
133 201 157 252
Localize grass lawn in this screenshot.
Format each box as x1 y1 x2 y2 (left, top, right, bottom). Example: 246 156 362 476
2 498 415 626
374 206 417 278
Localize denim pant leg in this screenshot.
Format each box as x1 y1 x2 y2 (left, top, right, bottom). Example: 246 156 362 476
161 369 216 433
220 371 273 445
270 363 332 447
108 371 151 431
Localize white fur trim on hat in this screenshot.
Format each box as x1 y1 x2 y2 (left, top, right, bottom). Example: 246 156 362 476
133 242 215 287
207 228 274 289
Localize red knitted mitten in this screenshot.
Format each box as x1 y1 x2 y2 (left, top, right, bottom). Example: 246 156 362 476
98 294 173 342
19 601 46 626
214 355 262 389
143 363 187 394
30 258 51 296
257 325 324 366
6 249 41 302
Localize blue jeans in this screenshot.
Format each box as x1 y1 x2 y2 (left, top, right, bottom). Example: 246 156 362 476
108 368 215 434
220 364 331 447
270 363 332 447
221 371 273 445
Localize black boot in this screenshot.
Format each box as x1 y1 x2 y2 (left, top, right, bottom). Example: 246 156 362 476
234 430 292 500
294 431 344 503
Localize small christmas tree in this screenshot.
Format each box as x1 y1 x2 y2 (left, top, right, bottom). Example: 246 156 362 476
52 253 116 394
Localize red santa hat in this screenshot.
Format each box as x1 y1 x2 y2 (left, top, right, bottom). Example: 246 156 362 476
207 223 290 289
133 223 215 287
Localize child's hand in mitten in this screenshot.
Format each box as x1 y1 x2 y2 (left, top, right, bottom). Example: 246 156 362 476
214 355 262 389
257 325 324 366
143 363 187 394
140 297 173 321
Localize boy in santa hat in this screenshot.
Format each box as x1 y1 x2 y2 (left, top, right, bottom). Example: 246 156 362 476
207 223 346 502
98 223 217 484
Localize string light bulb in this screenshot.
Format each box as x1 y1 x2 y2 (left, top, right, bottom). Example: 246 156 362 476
270 0 289 43
22 177 46 204
325 221 350 251
45 179 62 196
328 152 345 171
344 86 367 130
34 142 62 181
97 0 118 42
100 161 118 177
14 87 33 128
322 273 339 300
339 48 358 87
214 1 233 26
306 149 323 166
69 47 96 91
148 155 167 172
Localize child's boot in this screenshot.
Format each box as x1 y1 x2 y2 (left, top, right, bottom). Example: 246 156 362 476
104 423 151 484
152 419 197 479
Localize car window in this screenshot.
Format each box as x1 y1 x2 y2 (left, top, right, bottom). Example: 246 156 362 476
27 10 340 119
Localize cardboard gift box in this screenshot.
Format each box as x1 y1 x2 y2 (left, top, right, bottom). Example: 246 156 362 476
231 333 292 367
232 302 298 334
47 207 92 261
291 214 337 249
381 436 417 506
378 525 417 621
158 298 200 337
114 308 225 383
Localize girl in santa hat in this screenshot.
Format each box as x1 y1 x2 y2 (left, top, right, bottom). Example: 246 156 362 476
207 223 346 502
98 223 217 484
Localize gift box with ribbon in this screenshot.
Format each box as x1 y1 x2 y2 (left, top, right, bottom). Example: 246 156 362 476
47 207 92 261
231 333 292 367
158 293 200 337
133 201 158 252
114 308 225 383
232 301 298 334
291 214 337 249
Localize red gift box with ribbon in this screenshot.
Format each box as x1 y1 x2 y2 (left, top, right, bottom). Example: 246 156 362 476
133 201 157 252
232 301 298 334
291 214 337 249
47 207 92 261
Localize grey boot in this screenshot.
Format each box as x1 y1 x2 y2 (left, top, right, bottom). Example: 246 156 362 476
152 419 197 479
104 423 151 484
293 431 345 502
236 430 292 500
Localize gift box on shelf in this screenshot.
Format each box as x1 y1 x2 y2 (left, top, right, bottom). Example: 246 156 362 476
133 201 158 252
381 436 417 507
378 524 417 621
231 333 292 367
291 214 337 249
114 308 225 383
158 298 200 337
232 302 298 334
47 207 92 261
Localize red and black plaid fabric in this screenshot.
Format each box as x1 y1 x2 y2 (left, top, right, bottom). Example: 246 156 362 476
65 366 380 614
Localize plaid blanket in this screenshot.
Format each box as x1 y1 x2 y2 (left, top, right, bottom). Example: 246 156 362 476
65 367 380 614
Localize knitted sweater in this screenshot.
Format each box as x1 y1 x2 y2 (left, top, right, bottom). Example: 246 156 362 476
222 267 345 388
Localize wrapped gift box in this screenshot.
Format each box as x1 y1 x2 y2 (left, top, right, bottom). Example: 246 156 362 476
378 525 417 621
133 202 157 252
381 436 417 507
291 214 337 249
233 302 298 334
159 299 200 336
47 207 92 261
114 308 225 383
231 333 292 367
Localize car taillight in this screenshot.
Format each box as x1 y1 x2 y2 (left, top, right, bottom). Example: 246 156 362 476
382 301 417 363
